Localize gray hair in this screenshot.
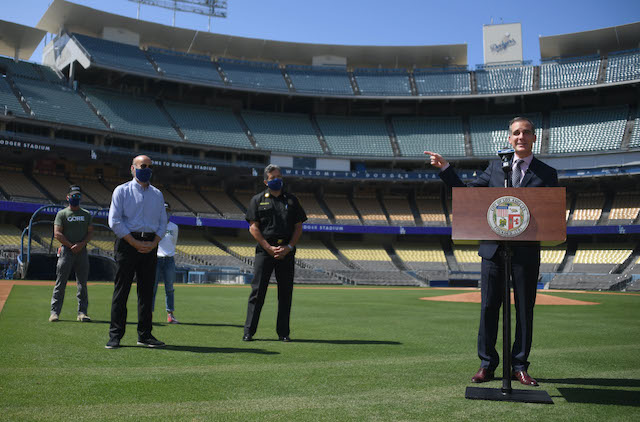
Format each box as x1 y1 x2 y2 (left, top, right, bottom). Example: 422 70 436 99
263 164 281 180
508 116 536 135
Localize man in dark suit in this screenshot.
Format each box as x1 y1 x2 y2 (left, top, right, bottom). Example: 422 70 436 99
425 116 559 387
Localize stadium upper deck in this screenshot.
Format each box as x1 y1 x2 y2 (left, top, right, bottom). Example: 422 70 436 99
0 2 639 167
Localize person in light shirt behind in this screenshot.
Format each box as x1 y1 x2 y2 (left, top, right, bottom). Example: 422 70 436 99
153 202 180 324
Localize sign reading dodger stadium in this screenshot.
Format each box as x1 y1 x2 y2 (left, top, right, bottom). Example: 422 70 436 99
487 196 530 237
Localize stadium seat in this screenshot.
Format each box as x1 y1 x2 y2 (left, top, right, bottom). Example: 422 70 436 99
629 118 640 149
572 243 634 274
608 192 640 223
605 50 640 83
470 114 542 156
571 192 605 224
72 33 158 77
83 88 182 142
242 111 323 154
414 195 446 226
393 243 447 271
413 68 471 96
286 65 353 95
392 116 465 157
323 194 360 225
315 115 393 157
540 56 601 90
352 194 387 225
148 47 224 85
382 195 415 226
453 245 481 272
199 188 245 219
218 58 288 92
13 77 106 130
353 68 412 96
475 63 534 94
0 168 48 201
296 193 330 223
549 106 627 154
0 76 27 116
164 101 252 149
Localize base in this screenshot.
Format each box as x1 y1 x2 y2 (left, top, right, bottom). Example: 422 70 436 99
465 386 554 404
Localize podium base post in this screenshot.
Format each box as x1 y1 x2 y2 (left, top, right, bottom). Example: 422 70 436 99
465 386 553 404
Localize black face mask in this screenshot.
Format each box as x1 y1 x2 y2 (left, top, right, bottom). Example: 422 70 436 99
69 195 81 207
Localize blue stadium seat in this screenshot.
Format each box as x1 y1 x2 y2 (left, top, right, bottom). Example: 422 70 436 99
242 111 323 154
392 116 465 157
549 106 627 153
630 118 640 149
13 77 105 130
218 58 288 91
315 116 393 157
83 88 181 141
72 33 158 77
353 68 412 96
413 68 471 96
0 77 27 116
286 65 354 95
606 50 640 83
148 48 224 86
163 101 253 150
475 63 534 93
540 56 600 90
470 114 542 156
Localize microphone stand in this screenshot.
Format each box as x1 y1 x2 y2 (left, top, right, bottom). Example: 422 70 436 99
500 158 513 395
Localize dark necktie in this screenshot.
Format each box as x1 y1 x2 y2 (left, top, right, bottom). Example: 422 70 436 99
512 159 523 188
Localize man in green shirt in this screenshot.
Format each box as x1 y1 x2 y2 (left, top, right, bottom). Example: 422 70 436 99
49 186 94 322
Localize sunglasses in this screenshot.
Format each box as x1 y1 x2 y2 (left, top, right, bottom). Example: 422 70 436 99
138 164 154 169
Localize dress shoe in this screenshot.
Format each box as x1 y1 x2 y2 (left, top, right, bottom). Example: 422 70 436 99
242 334 253 342
279 336 292 342
471 368 494 383
512 370 539 386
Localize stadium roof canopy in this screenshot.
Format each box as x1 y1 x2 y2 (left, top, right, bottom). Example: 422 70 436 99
0 20 47 60
36 0 467 68
540 21 640 59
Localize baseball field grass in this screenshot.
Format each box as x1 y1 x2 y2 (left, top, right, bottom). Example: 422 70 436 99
0 282 638 421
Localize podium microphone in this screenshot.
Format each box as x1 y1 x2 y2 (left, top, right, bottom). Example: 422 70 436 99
498 147 514 171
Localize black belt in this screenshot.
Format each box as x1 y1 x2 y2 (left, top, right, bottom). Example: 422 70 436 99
266 238 289 246
130 232 156 241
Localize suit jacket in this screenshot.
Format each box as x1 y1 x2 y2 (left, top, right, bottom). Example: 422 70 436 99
439 157 559 262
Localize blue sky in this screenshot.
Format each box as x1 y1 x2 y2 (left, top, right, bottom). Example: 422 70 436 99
5 0 640 66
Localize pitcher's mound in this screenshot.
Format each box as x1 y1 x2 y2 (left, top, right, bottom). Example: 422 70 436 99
420 292 599 305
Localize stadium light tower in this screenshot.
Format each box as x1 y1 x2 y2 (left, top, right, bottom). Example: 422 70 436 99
128 0 227 31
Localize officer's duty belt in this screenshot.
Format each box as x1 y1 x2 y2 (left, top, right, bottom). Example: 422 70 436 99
266 238 289 246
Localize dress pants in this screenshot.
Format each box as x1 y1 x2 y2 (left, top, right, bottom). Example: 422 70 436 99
244 246 295 337
478 248 539 372
109 238 158 341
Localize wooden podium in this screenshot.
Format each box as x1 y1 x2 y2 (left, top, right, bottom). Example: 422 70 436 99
454 187 566 404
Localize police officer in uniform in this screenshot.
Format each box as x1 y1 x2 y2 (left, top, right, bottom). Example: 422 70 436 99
243 164 307 342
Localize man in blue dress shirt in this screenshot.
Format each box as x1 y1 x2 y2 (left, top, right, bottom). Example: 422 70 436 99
106 155 167 349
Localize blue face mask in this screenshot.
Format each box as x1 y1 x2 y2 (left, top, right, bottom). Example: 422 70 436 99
135 167 152 183
267 178 283 191
69 195 81 207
